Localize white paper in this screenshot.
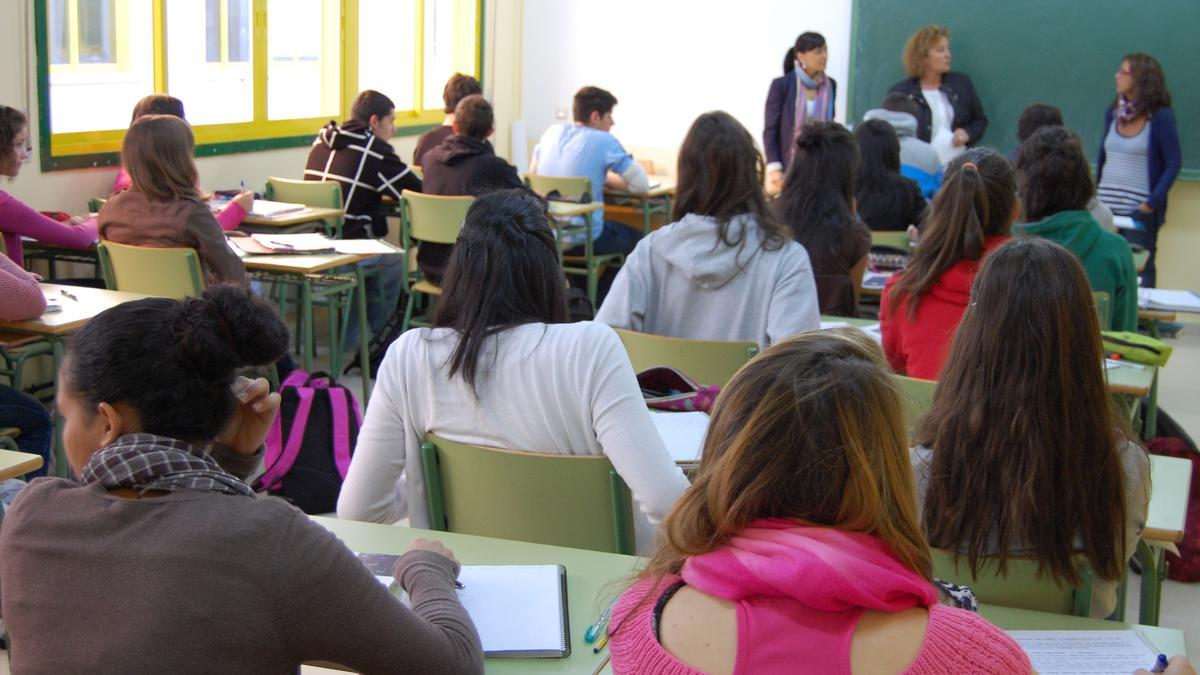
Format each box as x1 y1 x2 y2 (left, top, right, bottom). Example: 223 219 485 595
651 411 709 463
862 272 892 289
249 199 308 218
1112 215 1139 231
455 565 564 654
820 321 850 329
1006 630 1160 675
1138 288 1200 313
330 239 403 255
250 233 334 251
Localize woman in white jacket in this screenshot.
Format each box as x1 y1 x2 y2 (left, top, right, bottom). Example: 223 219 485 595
338 189 688 552
596 111 820 348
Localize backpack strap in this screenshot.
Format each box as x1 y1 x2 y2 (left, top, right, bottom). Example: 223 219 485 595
327 386 354 480
256 370 312 491
256 386 316 491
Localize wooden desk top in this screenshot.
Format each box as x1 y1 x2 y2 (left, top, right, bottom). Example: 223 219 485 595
241 206 344 228
0 284 154 337
604 176 676 199
1105 361 1156 397
547 201 605 218
0 449 43 480
1146 454 1192 543
242 253 371 275
1139 308 1178 322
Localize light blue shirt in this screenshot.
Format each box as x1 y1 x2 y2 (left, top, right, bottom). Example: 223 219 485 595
533 123 635 240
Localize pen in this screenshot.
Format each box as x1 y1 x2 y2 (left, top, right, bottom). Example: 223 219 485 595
1151 654 1169 673
585 600 615 643
240 180 245 192
60 289 78 301
454 580 465 590
592 634 608 654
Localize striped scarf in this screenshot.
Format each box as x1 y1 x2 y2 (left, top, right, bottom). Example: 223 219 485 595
78 433 256 497
790 62 834 164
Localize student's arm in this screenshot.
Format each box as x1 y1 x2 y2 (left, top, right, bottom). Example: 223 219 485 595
880 285 908 375
1145 108 1182 214
376 145 424 201
594 238 649 331
0 253 46 321
765 244 821 346
602 136 650 193
586 326 689 526
213 196 249 232
185 203 246 285
272 513 483 674
0 194 99 250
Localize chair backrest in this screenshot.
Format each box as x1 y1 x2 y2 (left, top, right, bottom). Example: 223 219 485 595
930 548 1094 617
870 230 912 251
526 174 592 203
97 241 204 299
264 177 344 236
894 374 937 430
1093 290 1112 330
613 328 758 388
400 191 473 245
420 435 636 555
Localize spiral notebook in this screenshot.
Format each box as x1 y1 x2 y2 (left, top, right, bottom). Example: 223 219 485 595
359 555 570 658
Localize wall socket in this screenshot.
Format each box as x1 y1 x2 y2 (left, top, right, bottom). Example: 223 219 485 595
554 107 568 120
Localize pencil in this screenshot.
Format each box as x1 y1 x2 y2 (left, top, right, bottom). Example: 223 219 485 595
590 653 611 675
592 634 608 654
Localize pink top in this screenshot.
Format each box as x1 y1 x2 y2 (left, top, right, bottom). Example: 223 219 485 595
0 190 99 267
609 520 1031 675
0 252 46 321
112 167 246 231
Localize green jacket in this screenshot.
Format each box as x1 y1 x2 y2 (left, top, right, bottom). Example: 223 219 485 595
1019 210 1138 331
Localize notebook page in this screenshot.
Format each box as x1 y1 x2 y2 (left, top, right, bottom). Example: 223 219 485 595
1139 288 1200 312
1006 630 1159 675
650 411 708 463
456 565 564 654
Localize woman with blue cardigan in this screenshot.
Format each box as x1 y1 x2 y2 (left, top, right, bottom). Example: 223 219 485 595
763 32 837 193
1096 52 1182 288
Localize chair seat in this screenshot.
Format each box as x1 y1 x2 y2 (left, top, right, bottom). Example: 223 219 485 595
412 279 442 296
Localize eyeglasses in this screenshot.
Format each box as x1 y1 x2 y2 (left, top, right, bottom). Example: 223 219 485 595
1117 69 1133 76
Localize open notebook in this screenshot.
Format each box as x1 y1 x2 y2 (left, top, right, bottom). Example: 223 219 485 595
359 554 571 658
1006 630 1162 675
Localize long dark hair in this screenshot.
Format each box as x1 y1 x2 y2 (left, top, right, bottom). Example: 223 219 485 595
0 106 28 169
886 148 1014 319
673 111 786 251
1117 52 1172 116
66 285 289 443
434 190 568 394
782 32 826 74
775 121 857 264
1017 125 1094 222
854 118 922 229
918 238 1134 586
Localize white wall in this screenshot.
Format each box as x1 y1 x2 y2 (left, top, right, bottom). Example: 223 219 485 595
520 0 852 174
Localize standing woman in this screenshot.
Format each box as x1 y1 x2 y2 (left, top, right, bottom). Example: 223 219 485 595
763 32 837 193
1096 53 1181 288
888 26 988 165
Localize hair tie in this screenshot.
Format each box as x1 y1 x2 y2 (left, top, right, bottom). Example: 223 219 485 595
961 161 979 171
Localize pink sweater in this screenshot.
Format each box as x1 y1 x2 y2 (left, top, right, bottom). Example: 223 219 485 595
0 253 46 321
609 521 1031 674
0 190 99 267
112 168 246 231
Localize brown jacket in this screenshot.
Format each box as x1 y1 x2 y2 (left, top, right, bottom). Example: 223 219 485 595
99 189 245 286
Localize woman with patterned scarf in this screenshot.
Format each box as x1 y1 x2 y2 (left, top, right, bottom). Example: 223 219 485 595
763 32 838 194
0 285 484 674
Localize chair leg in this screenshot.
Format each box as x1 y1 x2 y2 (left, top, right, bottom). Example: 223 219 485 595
402 290 416 333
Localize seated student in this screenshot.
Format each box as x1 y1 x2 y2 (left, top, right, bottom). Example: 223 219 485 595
0 286 483 672
0 257 52 486
530 86 649 301
881 149 1016 380
413 73 482 167
854 118 928 232
419 94 525 285
607 329 1030 674
864 94 942 198
912 237 1148 620
338 190 689 552
305 90 422 348
1016 125 1138 331
773 121 871 317
111 95 253 232
99 115 244 286
596 111 820 348
1014 103 1117 232
0 106 98 267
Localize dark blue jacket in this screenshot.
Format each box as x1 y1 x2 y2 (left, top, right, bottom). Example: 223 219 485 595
763 72 837 168
887 72 988 146
1097 106 1182 228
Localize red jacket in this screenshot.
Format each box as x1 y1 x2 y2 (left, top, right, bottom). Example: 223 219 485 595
881 236 1007 379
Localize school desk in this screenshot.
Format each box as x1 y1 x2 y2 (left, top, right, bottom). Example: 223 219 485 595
0 449 42 480
1137 454 1193 627
240 206 347 235
0 284 153 476
21 241 100 281
603 177 675 235
241 254 374 404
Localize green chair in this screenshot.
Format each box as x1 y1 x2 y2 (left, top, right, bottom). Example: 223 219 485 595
931 548 1095 617
871 230 912 251
97 241 204 299
1093 291 1113 331
264 177 345 238
526 174 623 306
613 328 758 387
399 191 473 331
894 374 937 431
420 435 636 555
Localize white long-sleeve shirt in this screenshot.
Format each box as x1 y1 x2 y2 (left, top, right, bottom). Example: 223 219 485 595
338 321 690 550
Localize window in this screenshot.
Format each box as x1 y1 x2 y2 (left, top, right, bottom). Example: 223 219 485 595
36 0 482 170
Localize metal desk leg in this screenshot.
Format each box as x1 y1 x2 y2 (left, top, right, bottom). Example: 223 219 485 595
1137 540 1164 626
353 265 373 406
49 336 67 478
300 277 314 373
641 199 651 235
1144 371 1159 440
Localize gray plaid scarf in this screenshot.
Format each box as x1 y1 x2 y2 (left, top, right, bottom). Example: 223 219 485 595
78 433 255 497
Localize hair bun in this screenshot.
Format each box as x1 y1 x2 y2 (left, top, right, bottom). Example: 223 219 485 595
174 285 290 379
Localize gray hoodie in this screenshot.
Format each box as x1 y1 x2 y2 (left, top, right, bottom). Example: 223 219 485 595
595 213 820 348
864 109 942 175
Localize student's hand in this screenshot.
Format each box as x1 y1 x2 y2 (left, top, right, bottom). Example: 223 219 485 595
217 376 280 456
405 538 461 575
767 170 784 194
952 128 970 147
68 215 89 227
1135 656 1196 675
233 191 255 212
1138 203 1154 214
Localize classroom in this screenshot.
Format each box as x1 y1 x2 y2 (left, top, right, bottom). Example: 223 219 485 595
0 0 1198 673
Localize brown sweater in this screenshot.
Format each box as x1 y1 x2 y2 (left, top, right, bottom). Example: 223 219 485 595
0 445 483 674
99 189 246 286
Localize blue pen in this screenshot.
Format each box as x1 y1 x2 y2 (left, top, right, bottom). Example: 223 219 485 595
584 601 615 643
240 180 246 192
1151 654 1169 673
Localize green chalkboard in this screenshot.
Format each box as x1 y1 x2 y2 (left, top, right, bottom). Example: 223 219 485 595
849 0 1197 179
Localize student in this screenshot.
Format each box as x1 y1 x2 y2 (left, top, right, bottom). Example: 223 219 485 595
0 106 98 267
338 190 689 552
607 330 1030 674
912 237 1149 620
419 94 525 284
881 149 1016 380
596 111 820 348
773 121 870 317
864 94 942 198
413 73 483 167
1017 125 1138 331
530 86 649 300
1014 103 1116 232
98 115 245 286
763 32 838 192
854 118 927 232
0 285 483 672
304 90 422 346
111 94 253 232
